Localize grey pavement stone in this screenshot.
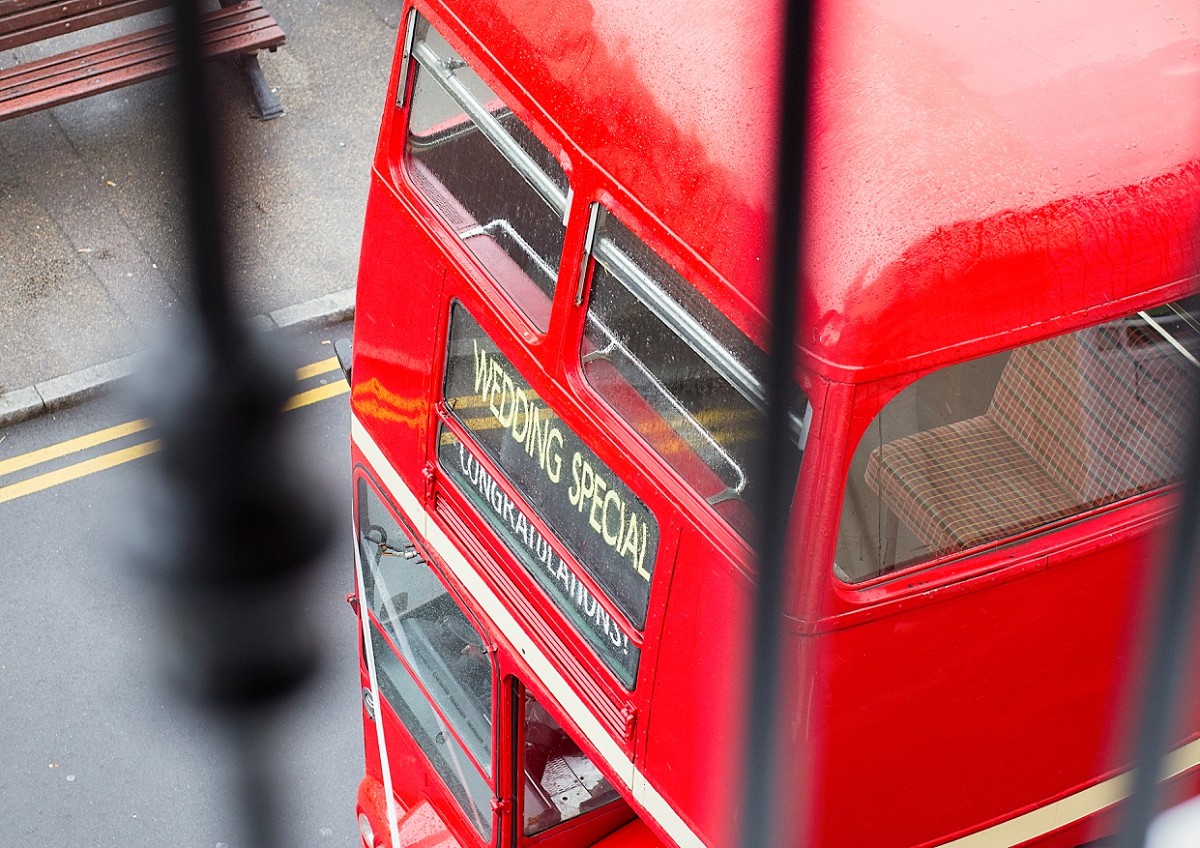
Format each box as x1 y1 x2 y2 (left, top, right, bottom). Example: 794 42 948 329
36 353 143 413
0 388 45 428
0 0 394 410
271 288 356 330
0 293 354 429
246 313 278 334
0 154 141 391
0 109 180 342
363 0 404 29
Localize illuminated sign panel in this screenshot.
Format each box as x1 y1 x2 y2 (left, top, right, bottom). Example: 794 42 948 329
440 304 659 686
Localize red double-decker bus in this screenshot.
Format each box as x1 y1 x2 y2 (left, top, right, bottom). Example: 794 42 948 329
343 0 1200 846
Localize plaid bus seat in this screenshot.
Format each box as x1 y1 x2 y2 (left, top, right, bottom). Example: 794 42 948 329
865 323 1192 561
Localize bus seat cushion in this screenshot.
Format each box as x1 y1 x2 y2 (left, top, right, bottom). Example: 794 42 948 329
865 414 1078 555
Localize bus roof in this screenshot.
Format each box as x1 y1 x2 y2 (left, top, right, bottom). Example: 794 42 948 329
453 0 1200 379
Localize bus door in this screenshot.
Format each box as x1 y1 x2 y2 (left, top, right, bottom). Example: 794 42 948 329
501 676 638 845
354 473 497 846
354 467 647 848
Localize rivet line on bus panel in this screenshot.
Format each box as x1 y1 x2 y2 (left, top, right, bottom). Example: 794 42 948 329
0 370 348 505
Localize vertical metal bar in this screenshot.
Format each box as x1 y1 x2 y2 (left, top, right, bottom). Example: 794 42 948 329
170 0 236 355
741 0 814 846
395 9 418 109
1118 365 1200 846
127 5 330 848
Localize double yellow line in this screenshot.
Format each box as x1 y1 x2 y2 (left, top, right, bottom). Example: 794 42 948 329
0 356 349 506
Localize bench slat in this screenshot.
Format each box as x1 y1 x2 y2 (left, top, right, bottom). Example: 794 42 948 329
0 2 276 85
0 0 132 14
1 14 279 95
0 29 284 119
0 0 169 52
0 0 116 18
0 2 283 120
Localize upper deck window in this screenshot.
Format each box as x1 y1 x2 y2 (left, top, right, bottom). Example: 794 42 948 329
836 299 1200 583
405 15 569 331
579 207 809 540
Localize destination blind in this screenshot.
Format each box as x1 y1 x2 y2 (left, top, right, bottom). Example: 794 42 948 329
440 305 660 682
439 427 640 686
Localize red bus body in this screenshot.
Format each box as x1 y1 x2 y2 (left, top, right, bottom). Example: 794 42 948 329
347 1 1200 847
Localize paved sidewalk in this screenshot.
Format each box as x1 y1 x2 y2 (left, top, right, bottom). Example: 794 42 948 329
0 0 402 425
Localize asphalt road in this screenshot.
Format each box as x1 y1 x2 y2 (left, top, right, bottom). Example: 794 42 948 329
0 321 362 848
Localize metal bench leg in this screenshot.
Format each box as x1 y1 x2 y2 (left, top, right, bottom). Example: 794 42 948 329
214 0 284 119
238 53 284 120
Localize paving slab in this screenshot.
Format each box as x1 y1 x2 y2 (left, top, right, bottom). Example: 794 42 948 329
0 0 397 421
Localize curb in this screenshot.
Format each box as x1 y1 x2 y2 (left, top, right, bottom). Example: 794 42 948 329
0 287 356 429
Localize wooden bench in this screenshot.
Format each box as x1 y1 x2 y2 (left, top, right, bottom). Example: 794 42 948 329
0 0 286 122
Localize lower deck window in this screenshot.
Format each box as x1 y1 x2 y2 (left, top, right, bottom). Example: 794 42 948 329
836 300 1199 582
357 478 495 837
521 687 620 835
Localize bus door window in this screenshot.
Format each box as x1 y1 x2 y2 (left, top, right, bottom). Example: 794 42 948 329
357 478 497 839
835 297 1200 583
404 13 570 332
579 206 810 539
515 684 621 837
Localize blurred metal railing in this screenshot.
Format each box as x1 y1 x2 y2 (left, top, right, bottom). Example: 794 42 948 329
740 0 814 845
1117 373 1200 844
129 3 330 848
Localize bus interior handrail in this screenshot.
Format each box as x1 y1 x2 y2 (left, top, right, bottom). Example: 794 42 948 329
412 39 568 219
460 219 557 285
1139 310 1200 369
593 235 812 448
582 314 749 504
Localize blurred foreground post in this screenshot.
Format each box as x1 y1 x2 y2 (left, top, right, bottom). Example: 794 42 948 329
127 3 331 847
1119 368 1200 845
740 0 814 846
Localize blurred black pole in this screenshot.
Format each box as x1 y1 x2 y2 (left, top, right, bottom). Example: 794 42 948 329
741 1 814 847
127 3 331 848
172 0 237 355
1118 362 1200 845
